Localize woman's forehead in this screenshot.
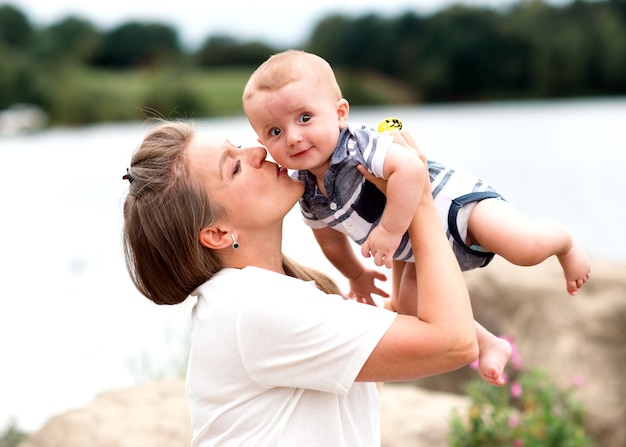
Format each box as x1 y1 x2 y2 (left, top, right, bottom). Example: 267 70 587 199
187 134 229 177
192 133 227 150
189 134 229 160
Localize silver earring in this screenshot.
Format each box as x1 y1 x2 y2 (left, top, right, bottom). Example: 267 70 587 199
231 234 239 249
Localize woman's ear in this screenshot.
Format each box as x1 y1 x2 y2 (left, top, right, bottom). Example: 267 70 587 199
199 226 231 249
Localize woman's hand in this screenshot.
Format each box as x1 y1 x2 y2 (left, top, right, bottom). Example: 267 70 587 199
392 130 425 161
357 130 427 194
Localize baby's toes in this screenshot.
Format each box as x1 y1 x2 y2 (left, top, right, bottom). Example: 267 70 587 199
567 279 580 296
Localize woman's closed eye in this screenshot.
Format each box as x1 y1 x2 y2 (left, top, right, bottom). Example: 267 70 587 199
232 159 241 176
224 140 242 177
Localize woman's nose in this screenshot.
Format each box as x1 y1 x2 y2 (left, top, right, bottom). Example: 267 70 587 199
248 146 267 167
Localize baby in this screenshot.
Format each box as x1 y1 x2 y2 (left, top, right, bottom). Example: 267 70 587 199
242 50 590 386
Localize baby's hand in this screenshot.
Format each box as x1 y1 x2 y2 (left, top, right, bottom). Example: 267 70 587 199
361 225 402 269
348 268 389 306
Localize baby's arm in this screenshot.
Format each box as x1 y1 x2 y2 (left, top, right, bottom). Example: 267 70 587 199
312 226 389 305
361 142 426 268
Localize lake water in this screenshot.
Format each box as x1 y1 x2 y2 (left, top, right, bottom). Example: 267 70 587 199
1 98 625 432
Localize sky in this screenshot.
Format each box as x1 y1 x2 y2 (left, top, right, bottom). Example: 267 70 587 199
2 0 569 50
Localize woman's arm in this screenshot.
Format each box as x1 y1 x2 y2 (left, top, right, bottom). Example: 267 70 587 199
361 142 425 268
356 132 478 382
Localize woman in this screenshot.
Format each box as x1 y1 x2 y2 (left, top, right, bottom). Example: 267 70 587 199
122 121 478 446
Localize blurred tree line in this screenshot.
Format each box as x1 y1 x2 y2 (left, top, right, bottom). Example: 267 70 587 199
1 0 625 126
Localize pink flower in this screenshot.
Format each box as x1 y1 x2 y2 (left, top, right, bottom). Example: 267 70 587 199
572 373 585 388
469 357 479 370
510 381 523 398
513 439 524 447
503 335 523 370
508 414 519 428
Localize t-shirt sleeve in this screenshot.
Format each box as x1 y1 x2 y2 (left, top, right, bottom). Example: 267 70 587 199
348 124 393 179
368 134 393 179
237 270 396 395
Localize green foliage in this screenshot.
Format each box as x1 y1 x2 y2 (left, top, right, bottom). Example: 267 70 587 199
126 326 190 382
32 16 101 65
306 0 626 102
38 67 253 125
449 338 596 447
0 4 33 48
336 70 417 105
309 14 398 73
95 22 182 68
0 420 28 447
2 0 626 125
415 6 522 100
196 35 276 67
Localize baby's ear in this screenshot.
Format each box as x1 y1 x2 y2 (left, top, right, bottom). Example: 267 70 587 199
337 98 350 127
199 226 230 250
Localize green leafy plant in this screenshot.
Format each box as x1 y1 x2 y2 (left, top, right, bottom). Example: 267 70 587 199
0 420 28 447
449 336 595 447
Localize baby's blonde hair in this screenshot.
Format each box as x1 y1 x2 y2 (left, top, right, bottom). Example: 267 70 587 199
242 50 342 108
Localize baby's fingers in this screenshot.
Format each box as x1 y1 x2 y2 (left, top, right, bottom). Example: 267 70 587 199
373 251 386 267
361 243 372 259
383 256 393 269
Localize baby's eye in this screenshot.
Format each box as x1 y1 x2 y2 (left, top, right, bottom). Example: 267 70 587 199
270 128 281 137
299 114 311 123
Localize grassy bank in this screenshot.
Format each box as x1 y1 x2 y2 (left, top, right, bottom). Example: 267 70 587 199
36 67 416 126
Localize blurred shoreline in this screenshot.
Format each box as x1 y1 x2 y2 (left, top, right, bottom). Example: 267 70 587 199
1 98 624 433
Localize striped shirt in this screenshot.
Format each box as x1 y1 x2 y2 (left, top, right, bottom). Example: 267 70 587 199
295 123 504 269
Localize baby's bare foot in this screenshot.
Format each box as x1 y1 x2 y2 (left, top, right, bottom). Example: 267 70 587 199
477 336 512 386
559 242 591 296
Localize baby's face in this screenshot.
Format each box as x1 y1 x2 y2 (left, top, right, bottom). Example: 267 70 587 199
245 79 348 176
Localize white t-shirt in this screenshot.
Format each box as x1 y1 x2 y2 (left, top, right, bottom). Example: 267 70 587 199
186 266 397 446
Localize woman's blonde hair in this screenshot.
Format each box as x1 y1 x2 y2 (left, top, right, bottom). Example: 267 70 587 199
122 120 341 305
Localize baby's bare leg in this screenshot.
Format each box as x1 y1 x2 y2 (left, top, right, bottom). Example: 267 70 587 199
392 260 417 315
474 322 511 386
390 260 404 312
467 198 590 295
556 240 591 295
396 259 510 385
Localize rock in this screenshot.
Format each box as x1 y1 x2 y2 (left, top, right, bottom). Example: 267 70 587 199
18 379 191 447
413 257 626 447
380 384 469 447
0 104 47 136
18 379 465 447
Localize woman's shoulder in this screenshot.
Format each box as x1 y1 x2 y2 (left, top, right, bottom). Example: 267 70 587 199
192 266 395 330
193 266 319 298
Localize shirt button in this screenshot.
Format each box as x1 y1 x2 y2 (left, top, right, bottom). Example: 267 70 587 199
329 202 337 210
348 225 356 233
